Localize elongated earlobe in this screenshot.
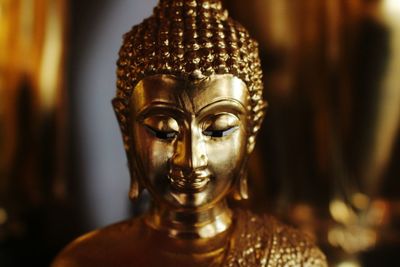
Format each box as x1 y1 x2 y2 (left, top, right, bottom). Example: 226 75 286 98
128 160 143 201
232 174 249 200
239 174 249 200
247 137 256 154
232 160 249 201
129 178 141 201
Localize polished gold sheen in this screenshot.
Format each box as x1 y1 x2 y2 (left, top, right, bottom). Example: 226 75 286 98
113 0 266 155
52 0 327 266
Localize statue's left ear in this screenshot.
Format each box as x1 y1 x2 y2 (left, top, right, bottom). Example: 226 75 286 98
247 101 268 154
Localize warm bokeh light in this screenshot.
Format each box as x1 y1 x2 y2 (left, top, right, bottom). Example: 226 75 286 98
351 193 369 210
329 199 357 225
39 2 63 111
328 225 377 253
383 0 400 17
337 260 361 267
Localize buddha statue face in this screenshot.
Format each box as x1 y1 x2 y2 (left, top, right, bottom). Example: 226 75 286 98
130 74 250 209
112 0 267 211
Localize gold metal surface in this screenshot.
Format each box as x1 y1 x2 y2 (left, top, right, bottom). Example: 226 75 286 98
113 0 266 156
53 0 327 266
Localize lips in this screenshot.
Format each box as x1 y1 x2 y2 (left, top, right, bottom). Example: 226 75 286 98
168 169 211 192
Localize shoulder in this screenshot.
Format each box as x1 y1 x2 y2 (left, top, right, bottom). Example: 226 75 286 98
226 209 327 267
269 216 327 266
51 218 147 267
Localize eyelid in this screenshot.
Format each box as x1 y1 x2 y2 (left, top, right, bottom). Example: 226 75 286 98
222 126 239 136
144 125 178 139
195 99 247 117
201 113 240 138
203 126 239 137
142 116 180 132
202 113 240 130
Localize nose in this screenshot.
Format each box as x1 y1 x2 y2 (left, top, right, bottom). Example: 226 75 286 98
171 123 208 172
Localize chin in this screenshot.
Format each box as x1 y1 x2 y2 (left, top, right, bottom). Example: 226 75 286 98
165 187 226 210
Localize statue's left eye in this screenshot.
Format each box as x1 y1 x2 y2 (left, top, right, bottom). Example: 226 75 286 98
203 126 238 137
202 113 239 138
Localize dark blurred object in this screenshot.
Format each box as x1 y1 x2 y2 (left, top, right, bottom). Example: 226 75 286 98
0 0 80 266
225 0 400 266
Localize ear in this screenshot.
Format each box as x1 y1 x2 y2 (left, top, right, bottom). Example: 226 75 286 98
112 98 128 128
128 168 143 201
247 101 268 154
231 158 249 201
247 136 256 155
112 98 130 151
113 98 143 201
127 141 144 202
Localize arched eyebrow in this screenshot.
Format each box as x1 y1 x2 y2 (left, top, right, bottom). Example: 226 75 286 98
195 98 247 117
135 102 185 121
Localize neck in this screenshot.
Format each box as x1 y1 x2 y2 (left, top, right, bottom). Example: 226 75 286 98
145 200 233 240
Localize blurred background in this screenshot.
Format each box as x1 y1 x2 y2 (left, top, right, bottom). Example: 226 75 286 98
0 0 399 266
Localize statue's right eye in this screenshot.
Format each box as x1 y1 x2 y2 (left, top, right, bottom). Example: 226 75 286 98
143 116 179 140
144 125 178 139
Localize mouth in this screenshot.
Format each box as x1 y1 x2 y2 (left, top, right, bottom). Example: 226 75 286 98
168 170 211 192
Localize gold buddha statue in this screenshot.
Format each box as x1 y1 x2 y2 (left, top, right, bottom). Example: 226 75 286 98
52 0 327 266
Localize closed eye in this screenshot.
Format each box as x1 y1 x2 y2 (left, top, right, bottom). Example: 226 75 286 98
203 126 238 137
144 125 178 140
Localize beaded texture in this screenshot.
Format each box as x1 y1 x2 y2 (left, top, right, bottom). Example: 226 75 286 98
113 0 266 152
224 210 328 267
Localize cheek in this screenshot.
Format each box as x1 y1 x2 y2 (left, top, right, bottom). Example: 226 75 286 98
133 126 172 179
206 128 247 177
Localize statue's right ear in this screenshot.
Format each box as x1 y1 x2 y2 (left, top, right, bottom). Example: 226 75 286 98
113 97 143 201
112 97 130 151
112 98 127 127
127 139 144 202
128 162 143 202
